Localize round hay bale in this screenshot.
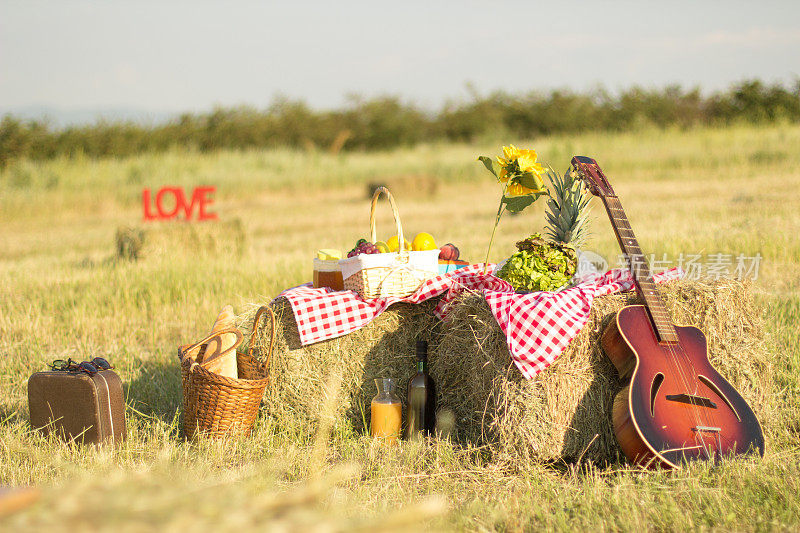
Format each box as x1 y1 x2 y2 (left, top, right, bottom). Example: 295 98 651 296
434 279 776 465
239 298 441 436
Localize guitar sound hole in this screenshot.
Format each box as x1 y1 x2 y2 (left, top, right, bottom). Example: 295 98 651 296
699 375 741 422
650 373 664 417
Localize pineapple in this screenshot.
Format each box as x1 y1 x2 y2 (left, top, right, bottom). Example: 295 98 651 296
544 167 591 246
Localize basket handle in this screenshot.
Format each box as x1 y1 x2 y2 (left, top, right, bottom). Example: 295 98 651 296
369 186 407 258
248 305 277 376
179 328 244 365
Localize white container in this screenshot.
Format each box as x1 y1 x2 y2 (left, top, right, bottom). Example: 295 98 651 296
338 249 440 299
338 249 439 281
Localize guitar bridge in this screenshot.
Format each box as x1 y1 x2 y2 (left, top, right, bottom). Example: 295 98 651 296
692 426 723 462
692 425 721 434
666 394 717 409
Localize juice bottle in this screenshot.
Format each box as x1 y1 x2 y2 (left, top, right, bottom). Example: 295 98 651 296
370 378 402 444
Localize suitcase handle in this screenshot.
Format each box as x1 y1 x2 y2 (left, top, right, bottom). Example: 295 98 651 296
180 328 244 369
248 306 277 377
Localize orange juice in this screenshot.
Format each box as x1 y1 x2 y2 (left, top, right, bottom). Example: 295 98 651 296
313 258 344 291
370 399 402 444
313 268 344 291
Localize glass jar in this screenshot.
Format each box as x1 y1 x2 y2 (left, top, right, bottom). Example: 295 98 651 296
370 378 402 444
313 258 344 291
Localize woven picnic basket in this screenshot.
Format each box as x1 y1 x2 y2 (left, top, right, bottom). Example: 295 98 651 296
178 306 277 439
339 186 439 299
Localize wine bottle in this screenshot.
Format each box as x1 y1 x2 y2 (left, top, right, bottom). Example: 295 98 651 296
406 340 436 439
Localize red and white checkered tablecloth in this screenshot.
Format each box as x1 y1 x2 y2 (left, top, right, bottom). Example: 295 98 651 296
484 267 684 379
277 264 504 345
278 265 683 378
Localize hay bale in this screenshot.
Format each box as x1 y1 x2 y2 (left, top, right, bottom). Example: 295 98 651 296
434 279 775 465
115 219 247 261
366 175 439 199
240 298 441 435
244 279 774 464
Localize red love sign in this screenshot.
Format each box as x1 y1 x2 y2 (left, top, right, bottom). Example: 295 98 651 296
142 186 218 221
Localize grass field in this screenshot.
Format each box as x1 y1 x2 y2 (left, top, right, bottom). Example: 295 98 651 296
1 124 799 531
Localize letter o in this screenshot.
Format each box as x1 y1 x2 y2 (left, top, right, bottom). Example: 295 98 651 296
155 187 182 218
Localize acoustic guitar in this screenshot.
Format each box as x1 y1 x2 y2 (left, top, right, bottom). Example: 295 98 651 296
571 155 764 469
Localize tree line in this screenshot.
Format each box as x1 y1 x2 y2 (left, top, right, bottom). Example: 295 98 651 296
1 79 798 167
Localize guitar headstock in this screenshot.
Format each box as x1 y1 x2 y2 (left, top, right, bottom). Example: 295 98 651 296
571 155 615 198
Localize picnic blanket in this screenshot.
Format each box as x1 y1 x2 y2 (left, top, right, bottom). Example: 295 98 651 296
278 265 683 378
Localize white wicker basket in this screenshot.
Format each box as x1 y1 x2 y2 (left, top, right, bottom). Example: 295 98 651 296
339 187 439 299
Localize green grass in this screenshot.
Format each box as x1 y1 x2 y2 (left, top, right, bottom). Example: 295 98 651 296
1 123 799 531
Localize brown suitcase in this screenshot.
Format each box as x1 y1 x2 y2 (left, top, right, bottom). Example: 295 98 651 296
28 369 126 445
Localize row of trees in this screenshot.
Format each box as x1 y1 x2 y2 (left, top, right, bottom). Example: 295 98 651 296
1 79 799 167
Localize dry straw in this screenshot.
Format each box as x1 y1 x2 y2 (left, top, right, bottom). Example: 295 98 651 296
242 279 774 464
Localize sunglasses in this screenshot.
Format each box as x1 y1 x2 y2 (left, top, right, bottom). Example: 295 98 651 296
49 357 113 375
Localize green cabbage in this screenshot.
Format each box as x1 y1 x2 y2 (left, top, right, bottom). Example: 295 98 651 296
496 233 578 292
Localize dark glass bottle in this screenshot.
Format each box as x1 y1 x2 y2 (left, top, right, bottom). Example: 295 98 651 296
406 340 436 439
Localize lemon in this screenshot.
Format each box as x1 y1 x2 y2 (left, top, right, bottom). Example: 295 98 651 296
386 235 411 252
412 232 437 251
374 241 390 253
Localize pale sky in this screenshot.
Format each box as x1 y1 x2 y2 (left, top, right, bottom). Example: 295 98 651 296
1 0 799 118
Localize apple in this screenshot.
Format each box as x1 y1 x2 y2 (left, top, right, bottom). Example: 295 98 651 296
438 243 460 261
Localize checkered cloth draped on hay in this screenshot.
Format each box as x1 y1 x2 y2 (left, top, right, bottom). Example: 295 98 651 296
278 264 683 378
485 267 683 378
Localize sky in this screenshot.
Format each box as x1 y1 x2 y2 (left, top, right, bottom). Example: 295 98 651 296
1 0 799 121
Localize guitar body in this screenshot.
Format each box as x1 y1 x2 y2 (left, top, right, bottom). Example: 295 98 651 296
602 305 765 468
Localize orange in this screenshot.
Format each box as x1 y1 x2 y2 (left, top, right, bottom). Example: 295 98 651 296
412 232 437 251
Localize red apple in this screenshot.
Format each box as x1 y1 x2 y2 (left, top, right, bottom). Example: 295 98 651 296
439 243 460 261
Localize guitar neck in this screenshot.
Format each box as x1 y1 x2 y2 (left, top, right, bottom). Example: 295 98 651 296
601 195 678 343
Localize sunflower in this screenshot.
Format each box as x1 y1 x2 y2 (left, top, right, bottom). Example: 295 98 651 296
496 144 522 167
496 145 545 185
504 182 536 197
504 176 546 198
515 152 544 176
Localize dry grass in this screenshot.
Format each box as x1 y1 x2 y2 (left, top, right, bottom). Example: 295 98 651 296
116 219 247 261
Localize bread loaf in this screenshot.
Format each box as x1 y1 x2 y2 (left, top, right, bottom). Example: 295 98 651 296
201 305 240 379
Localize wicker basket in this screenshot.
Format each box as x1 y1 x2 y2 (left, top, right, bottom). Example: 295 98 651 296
178 306 276 439
339 186 439 299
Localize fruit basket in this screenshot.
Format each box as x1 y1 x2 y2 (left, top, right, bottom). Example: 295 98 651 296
339 187 439 299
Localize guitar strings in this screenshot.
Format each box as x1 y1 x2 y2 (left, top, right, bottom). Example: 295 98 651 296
671 334 729 455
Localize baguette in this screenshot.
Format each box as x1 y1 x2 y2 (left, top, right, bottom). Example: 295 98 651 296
201 305 240 379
